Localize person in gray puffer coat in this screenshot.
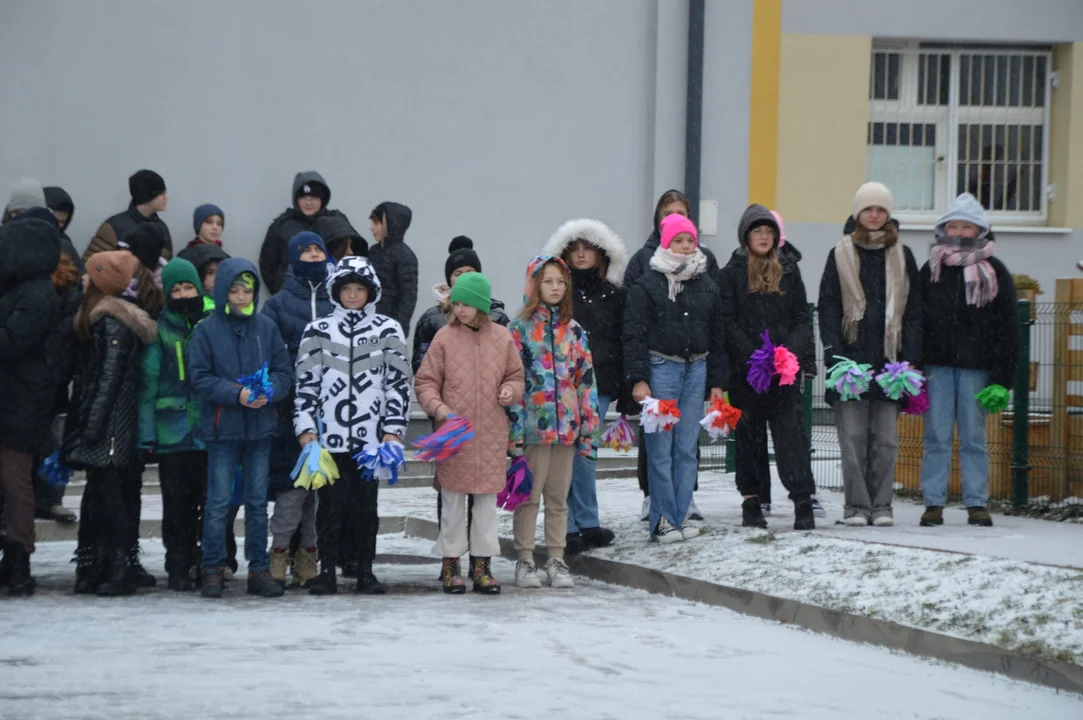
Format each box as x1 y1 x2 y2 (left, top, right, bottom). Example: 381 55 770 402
259 171 351 295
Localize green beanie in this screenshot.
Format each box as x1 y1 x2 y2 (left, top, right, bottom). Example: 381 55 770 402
450 271 492 314
161 258 201 297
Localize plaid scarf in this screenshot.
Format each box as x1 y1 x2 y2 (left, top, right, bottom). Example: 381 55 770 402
929 240 998 307
649 247 707 301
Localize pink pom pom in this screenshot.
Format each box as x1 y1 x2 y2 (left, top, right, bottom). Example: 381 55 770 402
773 346 800 386
902 388 930 415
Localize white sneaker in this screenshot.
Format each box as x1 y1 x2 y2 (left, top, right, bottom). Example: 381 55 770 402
810 495 826 518
652 516 683 544
639 496 651 521
515 559 542 589
685 499 704 522
843 515 869 527
872 515 894 527
680 524 703 541
544 557 575 588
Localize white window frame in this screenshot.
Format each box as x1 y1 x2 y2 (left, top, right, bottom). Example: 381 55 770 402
868 41 1053 226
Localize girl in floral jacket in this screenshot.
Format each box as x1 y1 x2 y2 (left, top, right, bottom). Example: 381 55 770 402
507 256 598 590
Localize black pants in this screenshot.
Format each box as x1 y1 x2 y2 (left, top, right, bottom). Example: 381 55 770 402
127 460 144 553
159 452 207 576
730 384 815 501
318 454 379 571
82 465 139 551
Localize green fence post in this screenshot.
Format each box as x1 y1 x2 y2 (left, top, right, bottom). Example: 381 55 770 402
1011 299 1032 508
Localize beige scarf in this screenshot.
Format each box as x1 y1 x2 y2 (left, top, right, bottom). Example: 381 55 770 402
834 231 908 361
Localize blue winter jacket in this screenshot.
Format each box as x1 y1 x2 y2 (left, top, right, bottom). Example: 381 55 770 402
261 267 333 366
188 258 293 443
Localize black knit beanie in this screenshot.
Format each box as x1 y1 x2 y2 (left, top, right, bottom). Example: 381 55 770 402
129 169 166 206
444 236 482 285
120 223 166 270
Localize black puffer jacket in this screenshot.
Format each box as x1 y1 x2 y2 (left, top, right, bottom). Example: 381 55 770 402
920 255 1019 388
818 235 922 404
62 297 158 469
624 190 719 288
44 186 85 274
368 202 419 336
719 205 813 393
259 171 351 294
52 258 85 415
624 256 726 391
411 298 510 373
0 208 63 456
541 218 631 407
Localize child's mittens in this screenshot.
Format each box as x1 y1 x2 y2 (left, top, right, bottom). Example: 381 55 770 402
600 415 636 453
699 397 743 442
875 361 925 401
354 440 406 485
975 384 1010 413
826 356 874 402
497 456 533 511
773 346 800 386
413 414 475 463
639 397 681 433
746 330 777 394
901 387 930 416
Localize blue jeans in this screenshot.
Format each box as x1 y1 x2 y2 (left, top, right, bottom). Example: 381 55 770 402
645 357 706 533
567 394 611 533
202 439 273 573
920 366 990 508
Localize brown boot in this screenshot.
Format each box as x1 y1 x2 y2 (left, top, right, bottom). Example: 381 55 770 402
292 547 319 588
967 506 993 527
920 506 944 527
441 558 466 594
269 547 290 585
471 557 501 595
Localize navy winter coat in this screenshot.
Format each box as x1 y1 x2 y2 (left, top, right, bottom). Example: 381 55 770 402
188 258 293 443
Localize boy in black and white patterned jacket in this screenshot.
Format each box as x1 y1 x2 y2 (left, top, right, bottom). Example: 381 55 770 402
293 256 411 595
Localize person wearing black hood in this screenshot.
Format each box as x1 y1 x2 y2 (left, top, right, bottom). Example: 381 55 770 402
313 213 368 262
368 201 419 336
84 169 172 264
43 186 85 274
719 205 816 530
0 205 63 595
259 172 351 295
625 190 716 523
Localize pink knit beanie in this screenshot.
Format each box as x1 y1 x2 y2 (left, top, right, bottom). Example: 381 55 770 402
660 214 698 249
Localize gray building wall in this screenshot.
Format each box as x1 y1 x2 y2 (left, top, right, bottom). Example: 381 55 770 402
0 0 752 328
783 0 1083 43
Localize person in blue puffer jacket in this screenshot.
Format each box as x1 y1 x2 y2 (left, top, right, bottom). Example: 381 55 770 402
188 258 293 599
261 231 334 588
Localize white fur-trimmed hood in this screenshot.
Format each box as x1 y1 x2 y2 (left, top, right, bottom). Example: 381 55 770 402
542 218 629 287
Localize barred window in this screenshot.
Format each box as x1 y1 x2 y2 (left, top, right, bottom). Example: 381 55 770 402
867 45 1052 224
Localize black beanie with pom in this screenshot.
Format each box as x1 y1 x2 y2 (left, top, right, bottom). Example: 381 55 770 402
444 235 482 285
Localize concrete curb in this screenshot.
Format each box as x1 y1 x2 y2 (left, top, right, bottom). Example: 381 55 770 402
402 516 1083 696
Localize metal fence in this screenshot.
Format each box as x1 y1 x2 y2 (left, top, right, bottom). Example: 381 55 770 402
699 300 1083 510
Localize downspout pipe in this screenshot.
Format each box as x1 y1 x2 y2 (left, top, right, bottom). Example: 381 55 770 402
684 0 705 226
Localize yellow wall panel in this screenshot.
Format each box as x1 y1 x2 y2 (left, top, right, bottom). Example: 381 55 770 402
748 0 782 208
776 34 871 224
1050 43 1083 228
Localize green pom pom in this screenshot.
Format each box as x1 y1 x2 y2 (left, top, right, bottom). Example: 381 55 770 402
975 384 1010 413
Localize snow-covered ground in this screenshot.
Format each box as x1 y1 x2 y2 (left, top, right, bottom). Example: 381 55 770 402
376 473 1083 666
2 537 1079 720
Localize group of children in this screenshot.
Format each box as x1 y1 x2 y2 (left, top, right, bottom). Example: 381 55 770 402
0 172 1020 598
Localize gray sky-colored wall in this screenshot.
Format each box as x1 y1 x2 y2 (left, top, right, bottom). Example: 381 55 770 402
783 0 1083 43
0 0 752 328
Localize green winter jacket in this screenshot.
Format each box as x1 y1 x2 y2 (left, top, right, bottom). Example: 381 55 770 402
138 307 209 452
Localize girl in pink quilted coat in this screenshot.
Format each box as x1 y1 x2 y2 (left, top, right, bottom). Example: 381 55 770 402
414 272 524 594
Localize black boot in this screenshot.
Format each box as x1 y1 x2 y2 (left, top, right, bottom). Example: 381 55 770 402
0 546 11 586
793 497 816 531
7 542 35 597
355 568 387 595
168 553 194 592
202 566 224 599
73 547 99 594
565 532 586 556
580 526 616 549
98 548 133 597
741 497 768 529
128 545 157 588
308 565 338 596
246 570 285 598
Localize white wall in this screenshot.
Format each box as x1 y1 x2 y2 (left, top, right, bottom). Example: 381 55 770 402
783 0 1083 42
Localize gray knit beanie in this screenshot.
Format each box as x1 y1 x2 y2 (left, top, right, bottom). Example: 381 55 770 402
7 178 46 214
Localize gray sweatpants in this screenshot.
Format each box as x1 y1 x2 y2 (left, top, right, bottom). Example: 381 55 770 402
270 488 317 549
834 399 899 521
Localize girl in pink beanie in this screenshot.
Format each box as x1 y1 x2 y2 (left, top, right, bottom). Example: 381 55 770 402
659 214 699 250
